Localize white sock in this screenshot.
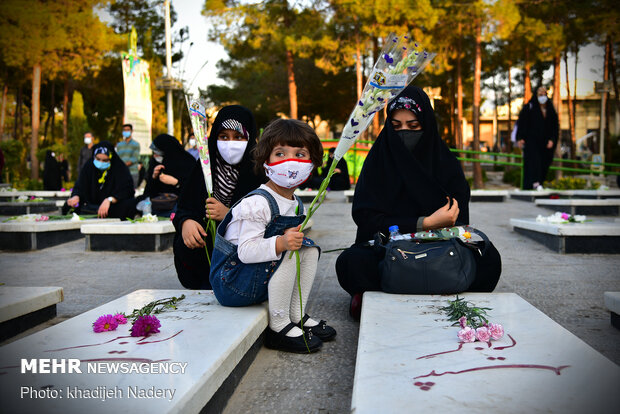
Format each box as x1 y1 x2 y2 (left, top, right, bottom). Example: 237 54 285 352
268 253 303 337
289 247 320 327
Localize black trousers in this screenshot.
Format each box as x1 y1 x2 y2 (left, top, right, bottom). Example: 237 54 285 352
173 231 213 290
336 242 502 296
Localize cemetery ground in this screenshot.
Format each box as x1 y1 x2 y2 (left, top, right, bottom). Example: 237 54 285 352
1 188 619 413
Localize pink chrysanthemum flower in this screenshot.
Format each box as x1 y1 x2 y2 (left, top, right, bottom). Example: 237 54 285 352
458 316 468 329
561 212 570 220
93 314 119 333
114 313 128 325
169 212 175 221
130 315 161 337
488 323 504 340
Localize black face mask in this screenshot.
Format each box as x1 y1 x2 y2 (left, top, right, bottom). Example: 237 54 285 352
397 130 424 153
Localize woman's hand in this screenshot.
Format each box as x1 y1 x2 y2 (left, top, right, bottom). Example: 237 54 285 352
98 198 111 218
423 197 459 230
205 197 229 221
153 164 165 179
182 219 207 249
67 195 80 207
159 173 178 186
276 225 304 254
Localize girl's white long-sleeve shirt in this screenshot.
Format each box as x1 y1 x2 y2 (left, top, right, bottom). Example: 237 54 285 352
223 184 304 264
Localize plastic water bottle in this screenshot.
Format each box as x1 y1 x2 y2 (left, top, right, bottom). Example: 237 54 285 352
143 199 152 215
389 225 404 241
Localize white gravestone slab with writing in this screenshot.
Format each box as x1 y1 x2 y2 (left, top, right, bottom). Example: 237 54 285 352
352 292 620 414
0 289 268 414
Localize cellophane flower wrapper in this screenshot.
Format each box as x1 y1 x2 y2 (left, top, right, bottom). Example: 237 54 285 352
334 34 436 159
185 96 213 194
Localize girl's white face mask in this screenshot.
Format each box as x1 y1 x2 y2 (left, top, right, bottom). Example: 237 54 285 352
264 159 314 189
217 140 247 165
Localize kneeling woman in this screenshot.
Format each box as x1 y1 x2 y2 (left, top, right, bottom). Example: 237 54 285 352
336 86 501 318
64 141 136 219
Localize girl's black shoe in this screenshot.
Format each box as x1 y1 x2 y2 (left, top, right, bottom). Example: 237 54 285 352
265 322 322 353
295 314 337 342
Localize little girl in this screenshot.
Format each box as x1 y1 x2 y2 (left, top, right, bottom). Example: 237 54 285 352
210 119 336 353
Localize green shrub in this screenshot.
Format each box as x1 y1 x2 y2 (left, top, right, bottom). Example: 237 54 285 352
503 168 521 187
543 177 600 190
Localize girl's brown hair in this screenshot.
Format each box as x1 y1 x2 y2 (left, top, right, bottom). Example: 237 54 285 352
252 118 324 176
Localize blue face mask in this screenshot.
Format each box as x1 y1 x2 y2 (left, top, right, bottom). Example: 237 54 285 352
93 159 111 170
122 130 131 139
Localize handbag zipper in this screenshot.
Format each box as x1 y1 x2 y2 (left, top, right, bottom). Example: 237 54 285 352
396 246 442 259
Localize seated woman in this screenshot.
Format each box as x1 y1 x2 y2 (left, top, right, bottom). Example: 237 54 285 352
140 133 196 217
336 86 501 319
63 141 136 219
172 105 265 289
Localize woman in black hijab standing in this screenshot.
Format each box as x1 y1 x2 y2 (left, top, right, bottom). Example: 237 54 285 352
172 105 265 289
63 141 136 219
141 133 196 216
43 150 62 191
336 86 501 318
516 86 559 190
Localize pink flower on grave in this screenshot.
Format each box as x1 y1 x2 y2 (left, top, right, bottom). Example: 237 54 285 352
61 187 66 192
475 326 491 342
169 212 175 221
113 313 127 325
457 327 476 343
130 315 161 337
488 323 504 340
561 212 570 220
93 314 119 333
35 215 49 222
458 316 468 329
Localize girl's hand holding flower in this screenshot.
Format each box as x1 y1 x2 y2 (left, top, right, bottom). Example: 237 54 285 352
277 225 304 254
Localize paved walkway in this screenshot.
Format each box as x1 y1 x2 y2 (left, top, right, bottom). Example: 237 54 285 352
1 190 619 413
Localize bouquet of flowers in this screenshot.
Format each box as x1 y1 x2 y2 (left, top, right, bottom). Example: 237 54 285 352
185 96 217 263
441 296 504 343
536 211 587 224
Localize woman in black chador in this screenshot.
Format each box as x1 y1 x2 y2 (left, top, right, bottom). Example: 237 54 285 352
141 133 196 216
172 105 265 289
336 86 501 318
63 141 136 219
43 150 62 191
516 86 559 190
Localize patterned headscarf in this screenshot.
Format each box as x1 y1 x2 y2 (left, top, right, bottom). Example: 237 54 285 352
218 119 249 140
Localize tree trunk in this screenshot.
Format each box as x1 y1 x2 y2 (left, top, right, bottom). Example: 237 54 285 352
456 23 464 150
0 83 7 141
16 84 23 140
43 81 55 143
506 66 513 153
524 47 532 103
564 51 576 156
31 63 42 180
472 21 483 189
604 37 611 161
450 69 456 147
286 50 298 120
63 79 73 145
609 38 620 161
553 53 562 179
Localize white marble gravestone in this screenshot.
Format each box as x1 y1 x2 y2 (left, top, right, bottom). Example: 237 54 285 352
0 286 64 341
470 190 508 202
604 292 620 329
344 190 355 203
81 221 175 252
0 219 120 250
352 292 620 414
0 190 71 201
0 289 268 414
535 198 620 216
294 189 321 203
0 201 59 215
510 218 620 253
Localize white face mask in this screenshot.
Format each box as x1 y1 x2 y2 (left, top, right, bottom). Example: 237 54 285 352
537 95 548 105
154 155 164 163
84 137 92 145
217 140 248 165
189 138 196 147
263 159 314 189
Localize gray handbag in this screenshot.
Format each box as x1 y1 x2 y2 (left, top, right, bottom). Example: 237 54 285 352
379 228 490 294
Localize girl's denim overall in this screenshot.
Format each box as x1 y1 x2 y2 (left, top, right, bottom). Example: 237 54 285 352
210 188 317 307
